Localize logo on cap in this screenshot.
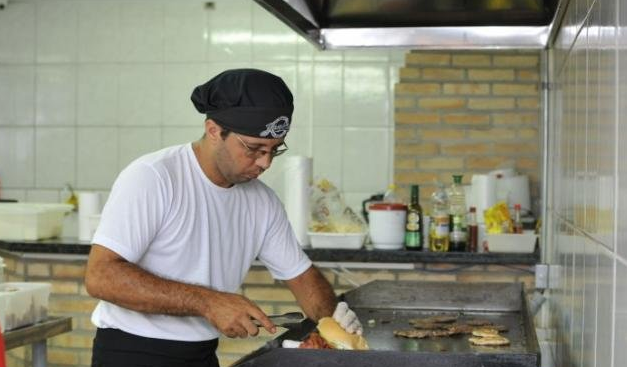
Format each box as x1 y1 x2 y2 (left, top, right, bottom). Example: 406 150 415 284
260 116 290 138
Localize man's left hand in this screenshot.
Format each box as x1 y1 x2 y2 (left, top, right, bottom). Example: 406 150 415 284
332 301 363 335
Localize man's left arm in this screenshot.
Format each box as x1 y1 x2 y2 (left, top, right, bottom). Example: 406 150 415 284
284 265 337 321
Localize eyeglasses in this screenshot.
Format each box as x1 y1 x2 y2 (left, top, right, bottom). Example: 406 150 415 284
234 133 288 159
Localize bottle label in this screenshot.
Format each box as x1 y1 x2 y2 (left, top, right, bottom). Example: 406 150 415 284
433 215 449 237
405 231 422 248
406 212 421 231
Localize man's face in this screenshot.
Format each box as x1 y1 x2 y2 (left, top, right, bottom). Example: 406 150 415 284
214 130 286 185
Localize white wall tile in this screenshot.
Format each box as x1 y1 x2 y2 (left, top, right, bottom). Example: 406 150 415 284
119 65 163 126
164 1 207 62
35 127 76 188
36 0 77 63
312 127 342 186
35 65 76 126
162 64 207 127
0 189 26 202
77 64 119 126
343 63 390 127
161 127 202 147
0 127 35 187
251 4 297 62
0 65 35 125
26 189 60 203
118 0 163 62
341 127 390 193
118 127 162 170
293 62 313 128
283 126 311 157
207 0 252 62
313 63 343 127
76 127 118 189
77 1 120 62
0 2 35 63
343 48 390 62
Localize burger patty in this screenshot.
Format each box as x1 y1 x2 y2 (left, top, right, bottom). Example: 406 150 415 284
468 335 510 346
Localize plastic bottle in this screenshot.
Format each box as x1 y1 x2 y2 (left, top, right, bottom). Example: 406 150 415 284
513 203 523 234
382 183 400 203
404 185 423 251
429 183 450 252
468 207 478 252
448 175 467 252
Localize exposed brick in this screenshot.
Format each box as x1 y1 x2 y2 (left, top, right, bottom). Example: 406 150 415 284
467 69 515 81
442 114 490 125
467 128 516 140
50 332 95 348
52 263 86 278
395 83 441 95
494 142 538 154
441 143 491 155
517 157 539 170
467 156 511 169
51 280 80 294
395 97 415 108
421 129 466 139
395 171 440 185
396 157 416 169
517 97 540 109
418 158 464 170
418 98 466 109
395 143 439 155
244 287 296 302
406 53 451 65
517 128 538 138
452 54 491 67
48 348 80 365
422 68 465 81
438 172 473 184
443 83 489 95
493 55 539 67
468 98 515 110
492 83 539 96
395 128 416 140
27 262 51 277
243 269 275 285
399 67 421 79
49 297 99 313
517 70 539 81
493 112 539 125
395 112 440 124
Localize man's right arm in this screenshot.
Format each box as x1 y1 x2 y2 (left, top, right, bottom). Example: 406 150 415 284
84 244 275 338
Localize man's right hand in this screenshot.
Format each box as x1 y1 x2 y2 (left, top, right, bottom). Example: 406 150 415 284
200 291 276 338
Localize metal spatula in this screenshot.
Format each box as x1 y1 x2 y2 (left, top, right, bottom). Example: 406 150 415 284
252 311 305 328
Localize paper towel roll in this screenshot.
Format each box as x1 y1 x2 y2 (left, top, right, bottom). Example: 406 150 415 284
501 175 531 213
78 192 101 241
471 174 496 223
284 156 312 247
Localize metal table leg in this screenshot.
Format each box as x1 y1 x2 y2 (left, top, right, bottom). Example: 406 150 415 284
32 340 47 367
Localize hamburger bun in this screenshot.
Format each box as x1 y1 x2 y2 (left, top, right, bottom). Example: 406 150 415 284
317 317 369 350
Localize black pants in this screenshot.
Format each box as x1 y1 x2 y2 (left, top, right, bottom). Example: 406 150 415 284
92 328 220 367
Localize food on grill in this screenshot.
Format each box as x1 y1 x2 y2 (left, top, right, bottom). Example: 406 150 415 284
298 332 332 349
425 315 458 323
408 321 448 330
472 327 500 337
317 317 369 350
393 329 432 338
446 323 475 335
469 335 510 346
466 318 492 326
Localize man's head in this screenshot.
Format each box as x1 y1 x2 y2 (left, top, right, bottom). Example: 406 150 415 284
191 69 293 186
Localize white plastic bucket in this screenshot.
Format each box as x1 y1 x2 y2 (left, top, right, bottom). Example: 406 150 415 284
368 203 407 250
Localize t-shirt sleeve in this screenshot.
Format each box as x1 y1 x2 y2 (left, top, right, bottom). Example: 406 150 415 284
257 192 312 280
92 161 167 263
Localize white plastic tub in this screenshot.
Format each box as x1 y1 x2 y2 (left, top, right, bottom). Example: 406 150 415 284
484 233 538 253
308 232 367 250
0 282 51 331
0 203 73 240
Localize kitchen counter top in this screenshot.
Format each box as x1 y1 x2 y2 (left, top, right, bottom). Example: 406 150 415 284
0 238 539 264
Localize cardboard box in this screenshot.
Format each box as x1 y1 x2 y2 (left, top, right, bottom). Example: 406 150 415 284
0 282 51 332
0 203 73 240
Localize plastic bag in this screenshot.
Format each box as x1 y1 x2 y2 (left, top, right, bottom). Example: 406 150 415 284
309 178 366 233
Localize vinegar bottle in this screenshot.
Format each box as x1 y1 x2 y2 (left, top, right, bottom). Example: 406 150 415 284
448 175 467 252
468 207 478 252
513 203 523 234
405 185 423 251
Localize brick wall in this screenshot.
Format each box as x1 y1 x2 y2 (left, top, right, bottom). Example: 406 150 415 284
0 251 534 367
394 50 541 207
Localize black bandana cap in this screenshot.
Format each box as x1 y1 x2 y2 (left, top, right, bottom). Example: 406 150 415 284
191 68 294 138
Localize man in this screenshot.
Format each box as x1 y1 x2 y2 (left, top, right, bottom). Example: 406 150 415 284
85 69 362 367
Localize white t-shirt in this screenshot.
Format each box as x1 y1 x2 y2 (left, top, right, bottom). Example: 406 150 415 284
90 143 312 341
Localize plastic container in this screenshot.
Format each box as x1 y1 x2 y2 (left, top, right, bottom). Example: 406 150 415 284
484 233 538 253
369 203 407 250
308 232 367 249
0 203 73 240
0 282 51 332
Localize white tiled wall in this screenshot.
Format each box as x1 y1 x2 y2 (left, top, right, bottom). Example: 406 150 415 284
0 0 406 213
547 0 626 366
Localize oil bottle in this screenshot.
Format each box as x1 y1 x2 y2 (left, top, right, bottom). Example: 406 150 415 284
405 184 423 251
429 183 450 252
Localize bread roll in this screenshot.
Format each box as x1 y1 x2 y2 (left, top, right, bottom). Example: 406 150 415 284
317 317 369 350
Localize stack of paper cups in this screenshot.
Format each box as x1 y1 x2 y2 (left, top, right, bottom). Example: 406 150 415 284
283 156 313 247
78 192 101 241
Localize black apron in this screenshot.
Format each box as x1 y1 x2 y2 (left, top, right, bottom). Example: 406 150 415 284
92 328 220 367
